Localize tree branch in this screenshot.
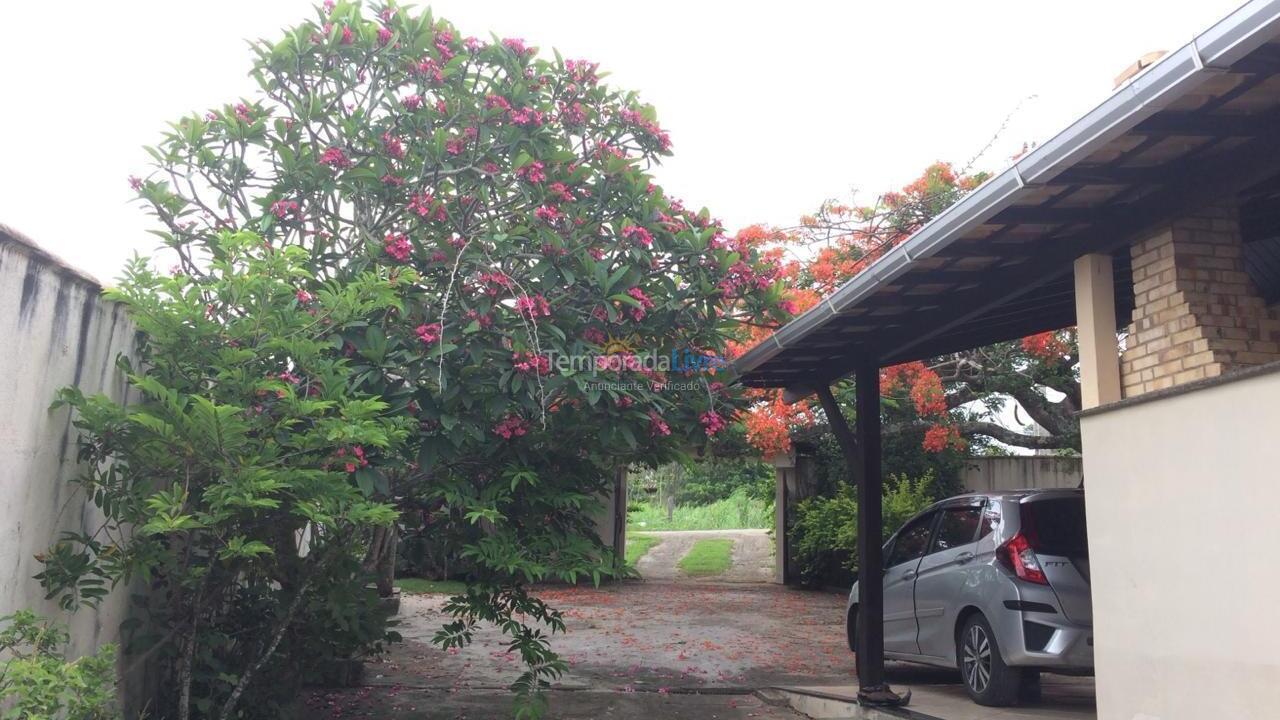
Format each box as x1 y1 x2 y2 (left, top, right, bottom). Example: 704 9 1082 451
953 420 1076 451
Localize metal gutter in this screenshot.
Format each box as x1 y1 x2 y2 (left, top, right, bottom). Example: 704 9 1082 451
730 0 1280 385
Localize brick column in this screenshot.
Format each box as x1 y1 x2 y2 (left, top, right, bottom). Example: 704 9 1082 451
1122 202 1280 397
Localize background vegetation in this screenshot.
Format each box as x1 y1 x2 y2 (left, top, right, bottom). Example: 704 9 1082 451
627 456 774 531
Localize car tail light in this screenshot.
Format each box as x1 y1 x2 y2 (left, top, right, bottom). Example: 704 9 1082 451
997 532 1048 585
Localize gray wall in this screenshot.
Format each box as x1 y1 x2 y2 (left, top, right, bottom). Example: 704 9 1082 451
958 455 1082 493
0 226 136 662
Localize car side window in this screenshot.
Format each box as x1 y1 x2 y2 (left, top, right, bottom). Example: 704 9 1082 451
929 505 983 554
887 512 936 567
977 502 1001 540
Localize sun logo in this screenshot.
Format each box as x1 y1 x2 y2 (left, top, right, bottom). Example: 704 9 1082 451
600 334 637 356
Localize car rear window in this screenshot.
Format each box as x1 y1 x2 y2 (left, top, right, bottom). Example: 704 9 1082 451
1025 497 1088 557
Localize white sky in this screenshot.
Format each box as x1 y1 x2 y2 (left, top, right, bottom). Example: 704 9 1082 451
0 0 1244 284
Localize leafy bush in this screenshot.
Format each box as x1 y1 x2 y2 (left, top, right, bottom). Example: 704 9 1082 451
40 236 407 720
0 611 118 720
788 472 934 586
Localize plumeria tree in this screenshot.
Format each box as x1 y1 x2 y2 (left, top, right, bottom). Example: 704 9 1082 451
733 163 1082 461
83 2 787 716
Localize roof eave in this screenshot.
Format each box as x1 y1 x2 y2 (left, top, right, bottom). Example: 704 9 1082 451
732 0 1280 387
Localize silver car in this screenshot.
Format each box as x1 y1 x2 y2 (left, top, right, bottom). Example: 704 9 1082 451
846 489 1092 706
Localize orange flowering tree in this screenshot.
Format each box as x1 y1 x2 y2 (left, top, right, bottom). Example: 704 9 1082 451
733 163 1082 461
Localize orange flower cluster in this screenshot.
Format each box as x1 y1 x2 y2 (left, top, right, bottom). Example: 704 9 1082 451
922 425 964 453
907 369 947 417
1020 331 1070 362
882 360 947 415
741 394 814 458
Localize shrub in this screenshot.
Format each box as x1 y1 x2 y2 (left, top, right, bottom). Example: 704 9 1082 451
40 236 407 720
0 611 118 720
788 472 934 586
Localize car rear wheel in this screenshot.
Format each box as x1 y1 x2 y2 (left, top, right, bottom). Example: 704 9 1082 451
958 613 1021 706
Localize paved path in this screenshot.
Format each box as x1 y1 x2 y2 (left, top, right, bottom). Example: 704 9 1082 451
340 580 854 689
633 529 773 583
305 581 847 717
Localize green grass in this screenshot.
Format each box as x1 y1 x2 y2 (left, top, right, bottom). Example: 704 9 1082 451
626 494 772 531
677 538 734 577
394 578 467 595
625 533 661 566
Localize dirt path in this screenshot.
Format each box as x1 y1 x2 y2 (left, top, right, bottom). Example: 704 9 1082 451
634 529 773 582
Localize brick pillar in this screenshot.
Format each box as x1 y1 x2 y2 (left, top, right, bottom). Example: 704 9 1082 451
1122 202 1280 397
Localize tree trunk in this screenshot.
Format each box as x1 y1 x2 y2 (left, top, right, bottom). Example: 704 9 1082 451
177 628 196 720
218 577 312 720
375 524 397 598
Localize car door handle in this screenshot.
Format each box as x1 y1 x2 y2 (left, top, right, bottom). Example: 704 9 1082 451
956 552 975 564
902 569 916 580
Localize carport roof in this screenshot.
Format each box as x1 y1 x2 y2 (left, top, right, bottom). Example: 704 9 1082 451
732 0 1280 389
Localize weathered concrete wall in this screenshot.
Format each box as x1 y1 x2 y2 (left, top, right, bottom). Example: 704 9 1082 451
958 456 1083 493
772 452 820 585
0 226 136 661
1081 364 1280 720
590 467 627 565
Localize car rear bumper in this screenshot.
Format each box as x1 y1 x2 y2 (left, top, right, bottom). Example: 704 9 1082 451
1004 615 1094 669
993 582 1094 670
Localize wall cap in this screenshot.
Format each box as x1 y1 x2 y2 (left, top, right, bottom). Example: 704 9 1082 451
1079 358 1280 418
1 223 106 289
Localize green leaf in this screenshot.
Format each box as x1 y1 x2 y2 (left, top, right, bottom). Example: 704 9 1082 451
604 266 628 293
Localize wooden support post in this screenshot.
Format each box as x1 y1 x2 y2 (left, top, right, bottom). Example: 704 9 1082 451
814 386 862 481
853 363 886 696
815 375 903 704
1074 253 1121 409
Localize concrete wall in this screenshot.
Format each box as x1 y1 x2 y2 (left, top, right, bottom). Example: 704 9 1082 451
1080 364 1280 720
591 467 627 565
957 456 1083 493
772 452 820 585
0 226 137 662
